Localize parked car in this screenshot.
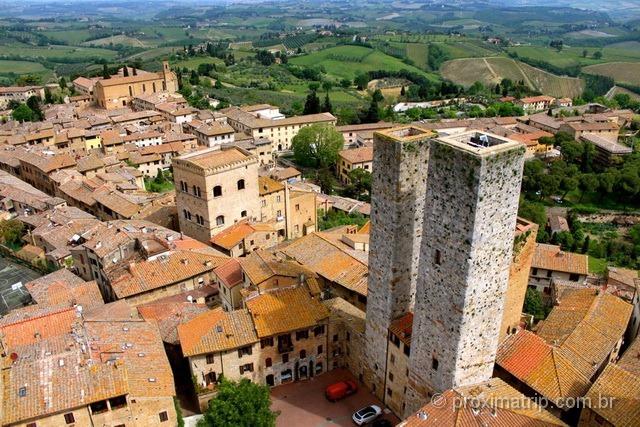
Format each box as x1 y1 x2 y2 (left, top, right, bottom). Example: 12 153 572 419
325 380 358 401
352 405 382 425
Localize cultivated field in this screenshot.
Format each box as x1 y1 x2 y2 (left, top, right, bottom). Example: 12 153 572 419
82 35 148 48
0 60 48 74
441 57 584 98
509 45 640 70
290 45 438 81
583 62 640 85
0 44 118 61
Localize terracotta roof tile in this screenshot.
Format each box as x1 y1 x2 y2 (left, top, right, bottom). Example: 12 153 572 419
245 287 329 338
178 308 258 356
109 250 227 299
402 378 566 426
532 244 588 275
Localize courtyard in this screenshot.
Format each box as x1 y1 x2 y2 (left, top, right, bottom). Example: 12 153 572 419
0 256 40 314
270 368 400 427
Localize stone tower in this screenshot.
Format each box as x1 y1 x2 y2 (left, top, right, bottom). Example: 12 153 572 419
364 126 434 399
405 131 525 416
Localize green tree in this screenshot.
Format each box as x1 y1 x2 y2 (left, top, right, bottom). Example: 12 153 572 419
197 377 278 427
322 92 332 113
102 63 110 79
593 51 603 60
0 219 24 246
345 168 372 200
215 78 222 89
354 73 369 90
44 87 53 104
11 104 34 122
339 78 351 89
123 66 129 77
26 96 43 121
578 173 599 202
523 288 545 320
582 49 588 58
303 89 321 115
317 168 336 195
365 97 380 123
291 123 343 168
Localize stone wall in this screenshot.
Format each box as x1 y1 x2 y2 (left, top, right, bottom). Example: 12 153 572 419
364 127 432 400
500 223 538 340
405 136 525 416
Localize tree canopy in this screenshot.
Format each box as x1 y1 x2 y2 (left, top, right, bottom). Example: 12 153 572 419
291 123 343 168
197 378 278 427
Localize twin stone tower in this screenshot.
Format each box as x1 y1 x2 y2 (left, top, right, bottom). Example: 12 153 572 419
364 126 526 417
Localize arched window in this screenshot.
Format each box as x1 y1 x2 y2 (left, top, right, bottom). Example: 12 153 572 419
241 210 247 218
183 209 188 218
128 86 133 97
216 215 225 226
299 350 306 359
213 186 222 197
265 357 272 368
237 179 245 190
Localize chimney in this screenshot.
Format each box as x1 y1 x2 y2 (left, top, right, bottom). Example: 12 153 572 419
181 258 188 265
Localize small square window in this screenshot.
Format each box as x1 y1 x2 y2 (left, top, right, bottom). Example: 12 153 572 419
159 411 169 422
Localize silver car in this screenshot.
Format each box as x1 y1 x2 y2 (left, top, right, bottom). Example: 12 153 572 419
352 405 382 425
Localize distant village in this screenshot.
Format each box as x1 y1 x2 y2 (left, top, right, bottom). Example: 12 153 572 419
0 60 637 427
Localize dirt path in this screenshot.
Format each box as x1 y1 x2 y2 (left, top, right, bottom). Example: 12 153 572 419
483 57 499 80
513 60 536 89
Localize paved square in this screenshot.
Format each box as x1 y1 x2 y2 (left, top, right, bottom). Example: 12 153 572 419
271 368 400 427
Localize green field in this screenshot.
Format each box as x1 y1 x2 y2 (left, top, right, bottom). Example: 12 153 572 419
41 29 95 44
583 62 640 85
82 35 149 48
0 60 48 74
290 45 438 81
0 44 118 61
174 56 225 70
509 45 640 70
441 57 584 98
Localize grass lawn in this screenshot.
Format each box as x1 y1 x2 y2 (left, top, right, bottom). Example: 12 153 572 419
588 257 608 275
145 177 175 193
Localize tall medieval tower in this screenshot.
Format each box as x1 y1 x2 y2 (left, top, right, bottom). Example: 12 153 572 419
364 127 434 398
404 131 525 415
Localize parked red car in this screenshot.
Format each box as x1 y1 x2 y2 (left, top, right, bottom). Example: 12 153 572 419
325 380 358 401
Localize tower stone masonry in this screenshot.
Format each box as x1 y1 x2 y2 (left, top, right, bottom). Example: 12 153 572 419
404 131 526 416
364 126 435 399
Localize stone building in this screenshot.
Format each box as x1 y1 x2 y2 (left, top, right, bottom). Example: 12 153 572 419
93 61 178 110
221 105 336 152
500 218 538 340
0 85 44 108
178 286 330 394
405 131 525 415
0 303 177 427
529 243 588 294
364 126 434 400
173 146 260 243
337 146 373 184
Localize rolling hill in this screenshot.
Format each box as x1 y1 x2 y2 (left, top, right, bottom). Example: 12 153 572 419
583 62 640 86
290 45 438 81
440 57 584 98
